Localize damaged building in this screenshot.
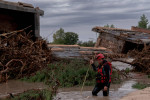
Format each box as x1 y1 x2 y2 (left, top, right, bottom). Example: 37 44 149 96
0 0 44 38
92 26 150 53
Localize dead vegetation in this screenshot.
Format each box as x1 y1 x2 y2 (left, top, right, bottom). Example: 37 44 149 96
104 44 150 74
0 27 52 82
128 45 150 74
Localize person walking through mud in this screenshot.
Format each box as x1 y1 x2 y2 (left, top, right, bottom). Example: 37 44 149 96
90 53 112 96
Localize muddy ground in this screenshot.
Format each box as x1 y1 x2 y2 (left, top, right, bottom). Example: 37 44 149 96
121 87 150 100
0 80 47 99
0 61 149 100
53 61 149 100
53 72 149 100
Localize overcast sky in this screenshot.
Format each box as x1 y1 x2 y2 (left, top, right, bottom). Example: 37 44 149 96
7 0 150 42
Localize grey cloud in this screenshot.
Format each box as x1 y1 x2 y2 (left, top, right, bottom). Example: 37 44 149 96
6 0 150 42
41 12 138 28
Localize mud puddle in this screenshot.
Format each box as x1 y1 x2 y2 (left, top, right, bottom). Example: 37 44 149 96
54 80 137 100
0 80 47 99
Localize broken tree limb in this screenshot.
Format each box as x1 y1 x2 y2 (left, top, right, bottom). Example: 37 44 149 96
0 25 32 37
0 29 52 82
127 45 150 73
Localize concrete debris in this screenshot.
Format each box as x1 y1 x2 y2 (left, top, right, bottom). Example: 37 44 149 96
49 44 112 59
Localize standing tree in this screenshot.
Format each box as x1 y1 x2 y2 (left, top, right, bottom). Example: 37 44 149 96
110 24 115 28
53 28 65 44
138 14 149 29
53 28 79 45
104 24 110 28
64 32 79 45
104 24 115 28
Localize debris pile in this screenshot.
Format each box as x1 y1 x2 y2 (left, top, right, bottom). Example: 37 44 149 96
0 28 52 82
104 53 127 60
128 46 150 73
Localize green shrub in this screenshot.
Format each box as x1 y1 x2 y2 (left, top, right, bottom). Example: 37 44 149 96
132 83 148 89
21 59 96 87
21 71 47 83
21 59 123 87
125 68 130 74
111 70 122 84
148 75 150 78
6 89 53 100
77 40 95 47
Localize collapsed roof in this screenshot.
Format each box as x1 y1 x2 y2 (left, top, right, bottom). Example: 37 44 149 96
92 26 150 44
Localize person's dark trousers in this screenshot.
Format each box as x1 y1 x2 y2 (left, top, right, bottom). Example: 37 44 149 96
92 82 110 96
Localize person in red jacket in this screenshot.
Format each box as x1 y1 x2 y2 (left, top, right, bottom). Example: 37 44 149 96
90 53 112 96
